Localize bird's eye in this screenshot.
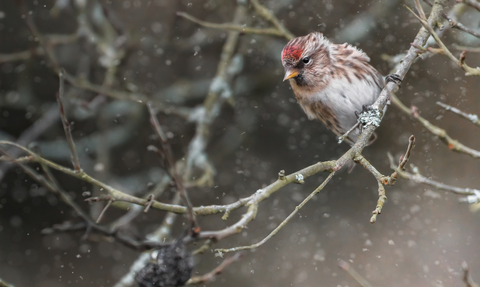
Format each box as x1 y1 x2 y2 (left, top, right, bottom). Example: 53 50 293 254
302 57 310 64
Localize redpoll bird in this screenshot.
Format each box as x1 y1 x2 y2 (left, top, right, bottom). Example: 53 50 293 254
281 32 388 145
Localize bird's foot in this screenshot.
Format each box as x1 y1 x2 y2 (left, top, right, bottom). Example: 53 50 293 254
386 73 402 87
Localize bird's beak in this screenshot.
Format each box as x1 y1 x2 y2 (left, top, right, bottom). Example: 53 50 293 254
283 69 299 81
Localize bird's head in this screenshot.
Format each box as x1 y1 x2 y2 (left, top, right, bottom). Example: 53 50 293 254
281 32 331 87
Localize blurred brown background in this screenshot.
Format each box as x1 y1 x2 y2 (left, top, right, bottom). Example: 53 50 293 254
1 0 480 286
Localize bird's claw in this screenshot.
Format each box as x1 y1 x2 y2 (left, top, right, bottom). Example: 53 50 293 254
386 73 402 87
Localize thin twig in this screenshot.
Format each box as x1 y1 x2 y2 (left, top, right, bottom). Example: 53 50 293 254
338 259 374 287
147 102 198 232
338 122 360 144
423 0 480 39
186 252 243 285
57 70 82 172
0 277 15 287
391 94 480 158
215 172 335 253
437 102 480 126
387 156 480 203
387 135 416 185
96 198 114 224
409 3 480 75
144 194 155 213
176 12 289 38
249 0 294 40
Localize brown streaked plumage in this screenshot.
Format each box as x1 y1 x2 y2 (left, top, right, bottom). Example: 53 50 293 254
281 32 385 145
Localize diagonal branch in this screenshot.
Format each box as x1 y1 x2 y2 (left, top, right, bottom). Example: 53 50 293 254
409 3 480 76
423 0 480 39
215 172 335 253
147 102 198 233
462 261 480 287
338 259 374 287
57 70 82 172
186 252 243 285
249 0 294 40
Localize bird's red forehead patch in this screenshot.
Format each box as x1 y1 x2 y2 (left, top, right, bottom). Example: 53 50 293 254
282 44 303 61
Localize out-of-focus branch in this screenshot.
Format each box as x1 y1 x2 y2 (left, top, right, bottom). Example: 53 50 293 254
0 277 15 287
409 3 480 76
457 0 480 12
338 259 374 287
147 102 198 233
0 140 337 217
249 0 294 40
391 94 480 158
437 102 480 126
337 0 402 43
57 70 82 172
0 47 44 63
423 0 480 39
0 147 161 251
186 252 243 285
453 45 480 53
0 33 78 63
176 12 290 39
113 194 182 287
462 261 480 287
0 103 59 181
5 0 451 258
387 156 480 204
182 2 246 186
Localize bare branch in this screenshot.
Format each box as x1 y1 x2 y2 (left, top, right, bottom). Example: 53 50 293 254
453 45 480 53
0 277 15 287
186 253 243 285
249 0 294 40
147 102 198 232
0 47 44 63
387 156 480 203
338 259 374 287
95 198 114 224
183 3 247 186
215 172 335 253
408 4 480 75
176 12 289 38
457 0 480 12
391 95 480 158
437 102 480 126
386 135 416 186
143 194 155 213
370 181 387 223
57 70 82 172
423 0 480 39
462 261 480 287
